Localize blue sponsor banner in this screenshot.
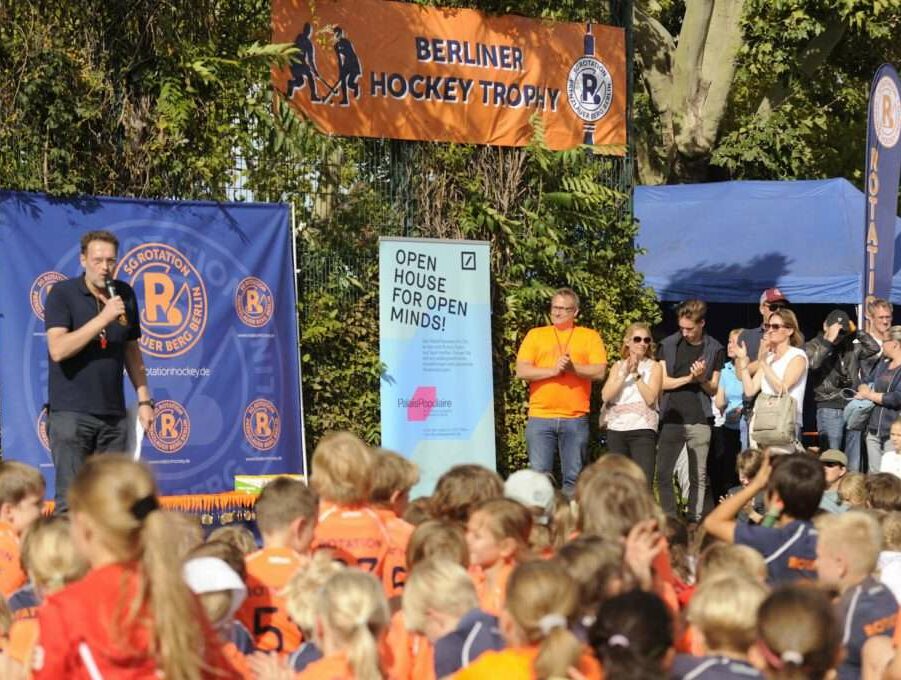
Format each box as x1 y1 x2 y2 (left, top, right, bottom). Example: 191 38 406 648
379 237 495 495
0 191 304 499
863 64 901 308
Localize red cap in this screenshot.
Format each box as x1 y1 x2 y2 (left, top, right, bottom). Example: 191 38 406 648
760 288 788 304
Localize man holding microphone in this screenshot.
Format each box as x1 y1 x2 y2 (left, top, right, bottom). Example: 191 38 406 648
44 230 154 511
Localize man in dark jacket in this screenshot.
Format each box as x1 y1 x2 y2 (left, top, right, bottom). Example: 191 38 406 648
805 309 880 472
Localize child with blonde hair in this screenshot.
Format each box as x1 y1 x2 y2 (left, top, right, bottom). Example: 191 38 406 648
0 462 45 598
695 543 767 585
838 471 868 508
207 525 257 555
672 576 768 678
455 560 601 680
11 455 238 679
311 432 390 579
430 465 504 524
183 543 252 679
370 449 419 597
403 558 503 678
282 551 345 672
466 498 531 615
751 585 840 680
866 473 901 511
299 570 390 680
815 511 897 678
237 475 318 653
8 515 88 621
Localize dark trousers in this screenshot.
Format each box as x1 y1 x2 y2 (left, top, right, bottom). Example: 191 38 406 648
656 422 712 521
48 410 127 512
708 425 742 504
605 428 657 491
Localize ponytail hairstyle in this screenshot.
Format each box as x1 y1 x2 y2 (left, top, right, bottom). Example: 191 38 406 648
505 560 582 680
68 455 206 680
315 570 390 680
589 589 674 680
756 585 840 680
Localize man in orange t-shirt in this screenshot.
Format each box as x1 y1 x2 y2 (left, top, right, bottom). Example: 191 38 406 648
516 288 607 496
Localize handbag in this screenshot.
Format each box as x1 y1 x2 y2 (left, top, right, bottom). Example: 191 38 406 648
842 386 875 430
750 391 797 447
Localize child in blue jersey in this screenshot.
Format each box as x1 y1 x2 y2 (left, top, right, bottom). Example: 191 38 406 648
671 576 767 679
703 452 824 584
751 585 841 680
815 511 898 680
402 557 504 678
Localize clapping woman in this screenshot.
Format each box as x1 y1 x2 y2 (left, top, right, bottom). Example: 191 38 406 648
601 323 662 487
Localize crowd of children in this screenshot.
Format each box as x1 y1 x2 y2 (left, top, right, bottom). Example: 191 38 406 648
1 427 901 679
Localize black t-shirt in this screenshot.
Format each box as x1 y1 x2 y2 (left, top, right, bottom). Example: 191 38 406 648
45 275 141 417
661 338 724 425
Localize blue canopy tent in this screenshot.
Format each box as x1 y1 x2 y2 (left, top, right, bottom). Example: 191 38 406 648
634 178 901 304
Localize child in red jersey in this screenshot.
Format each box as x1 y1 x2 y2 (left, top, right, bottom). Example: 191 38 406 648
236 476 318 654
311 432 390 578
0 462 45 599
369 449 419 598
12 455 239 679
454 560 601 680
466 499 532 616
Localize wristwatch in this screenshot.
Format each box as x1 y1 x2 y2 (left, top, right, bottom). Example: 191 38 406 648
138 399 156 409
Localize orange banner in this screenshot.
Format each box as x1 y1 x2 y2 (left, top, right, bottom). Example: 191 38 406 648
272 0 626 152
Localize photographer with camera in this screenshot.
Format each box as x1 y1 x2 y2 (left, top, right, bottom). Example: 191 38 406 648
804 309 880 471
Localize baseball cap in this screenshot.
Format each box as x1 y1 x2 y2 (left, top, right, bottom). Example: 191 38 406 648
819 449 848 467
504 470 555 524
760 288 788 305
825 309 853 333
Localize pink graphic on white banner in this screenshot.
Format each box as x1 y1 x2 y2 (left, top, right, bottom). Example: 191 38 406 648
407 386 437 422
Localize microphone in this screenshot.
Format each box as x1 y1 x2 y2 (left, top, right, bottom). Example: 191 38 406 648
104 277 128 326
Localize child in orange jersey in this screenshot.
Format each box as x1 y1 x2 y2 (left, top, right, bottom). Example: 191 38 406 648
310 432 390 577
0 462 45 599
588 589 675 680
370 449 419 598
430 465 504 524
299 570 389 680
237 476 318 654
466 499 532 616
6 455 239 679
454 560 600 680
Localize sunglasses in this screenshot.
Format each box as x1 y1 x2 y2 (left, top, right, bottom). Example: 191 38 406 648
766 302 786 311
763 323 786 331
821 461 845 469
631 336 652 344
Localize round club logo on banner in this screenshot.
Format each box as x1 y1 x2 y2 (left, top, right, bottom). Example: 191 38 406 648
567 57 614 123
36 410 50 452
874 75 901 149
115 242 208 358
146 400 191 453
29 271 67 321
235 276 275 328
243 398 281 451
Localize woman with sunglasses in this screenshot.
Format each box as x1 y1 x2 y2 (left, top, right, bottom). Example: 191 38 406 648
735 309 808 446
601 322 662 486
856 326 901 472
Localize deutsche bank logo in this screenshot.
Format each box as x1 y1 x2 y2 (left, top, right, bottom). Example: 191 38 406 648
566 56 613 123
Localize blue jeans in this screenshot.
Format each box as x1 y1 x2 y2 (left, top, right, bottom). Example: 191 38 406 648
817 407 861 472
48 410 127 513
525 416 589 496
